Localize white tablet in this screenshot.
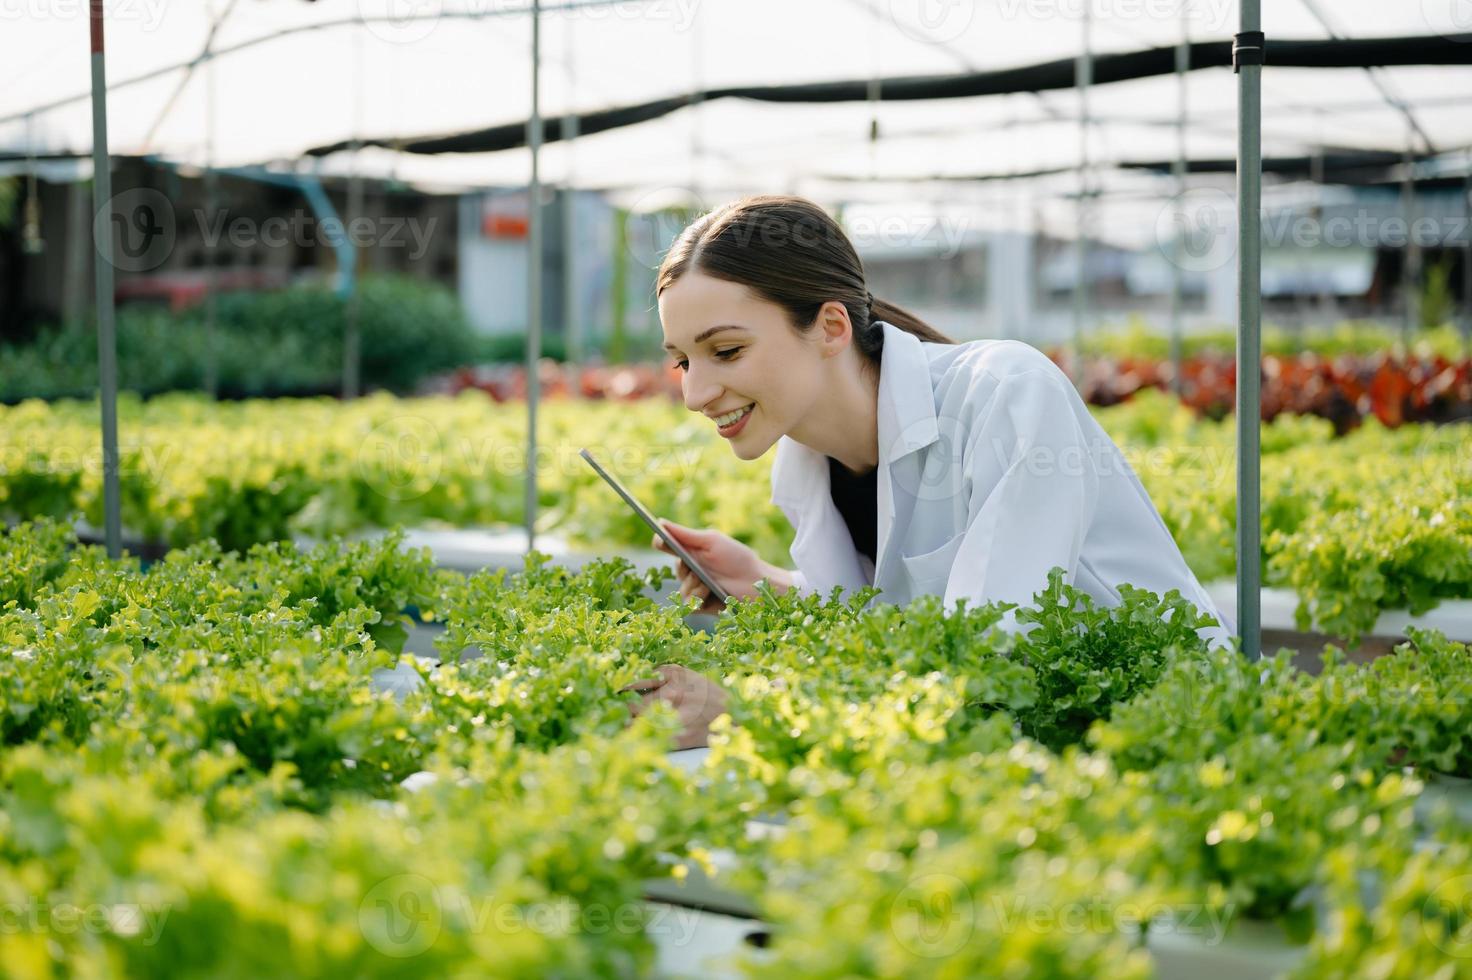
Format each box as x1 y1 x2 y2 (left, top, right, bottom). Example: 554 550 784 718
579 448 731 606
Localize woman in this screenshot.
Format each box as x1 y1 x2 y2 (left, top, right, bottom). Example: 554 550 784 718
627 195 1231 749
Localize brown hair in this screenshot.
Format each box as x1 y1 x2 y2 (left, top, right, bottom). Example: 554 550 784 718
655 195 955 375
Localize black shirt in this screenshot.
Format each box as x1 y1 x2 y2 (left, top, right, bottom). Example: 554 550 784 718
827 455 878 563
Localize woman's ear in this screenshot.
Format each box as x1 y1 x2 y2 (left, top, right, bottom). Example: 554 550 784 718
815 300 853 357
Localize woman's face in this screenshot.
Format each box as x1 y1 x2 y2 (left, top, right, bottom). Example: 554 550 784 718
659 271 826 461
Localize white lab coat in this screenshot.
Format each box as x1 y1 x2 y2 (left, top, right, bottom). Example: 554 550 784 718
769 320 1234 649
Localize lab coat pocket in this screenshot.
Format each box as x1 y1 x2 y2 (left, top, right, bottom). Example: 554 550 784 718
900 531 966 597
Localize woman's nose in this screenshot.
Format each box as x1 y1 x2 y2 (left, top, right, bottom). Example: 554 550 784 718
682 363 721 414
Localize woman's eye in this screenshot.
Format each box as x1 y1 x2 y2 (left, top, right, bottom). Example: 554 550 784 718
671 349 737 371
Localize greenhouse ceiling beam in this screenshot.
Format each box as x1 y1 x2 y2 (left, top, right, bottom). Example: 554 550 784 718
809 149 1446 190
0 0 653 128
838 0 1072 128
138 0 239 154
1295 0 1435 156
299 33 1472 158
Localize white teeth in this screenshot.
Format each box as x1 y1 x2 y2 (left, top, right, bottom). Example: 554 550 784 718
715 404 753 427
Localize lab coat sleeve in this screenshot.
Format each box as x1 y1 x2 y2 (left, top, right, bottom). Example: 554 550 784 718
943 368 1100 619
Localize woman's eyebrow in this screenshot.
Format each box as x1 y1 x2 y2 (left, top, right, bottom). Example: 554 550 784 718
663 325 749 352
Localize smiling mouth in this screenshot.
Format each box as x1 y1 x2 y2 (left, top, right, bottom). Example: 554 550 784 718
712 403 754 427
714 403 755 434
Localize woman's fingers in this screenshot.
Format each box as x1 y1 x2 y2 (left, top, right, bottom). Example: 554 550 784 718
620 675 666 694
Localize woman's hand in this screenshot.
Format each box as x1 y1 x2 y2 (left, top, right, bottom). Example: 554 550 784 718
622 664 730 750
652 520 779 614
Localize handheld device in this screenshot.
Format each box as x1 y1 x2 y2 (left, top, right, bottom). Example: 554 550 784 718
578 448 730 606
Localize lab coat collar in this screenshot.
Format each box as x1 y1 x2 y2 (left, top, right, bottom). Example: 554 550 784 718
768 321 940 599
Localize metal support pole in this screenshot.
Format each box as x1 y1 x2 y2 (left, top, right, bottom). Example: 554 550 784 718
1169 6 1188 396
1464 152 1472 356
1310 125 1329 327
1234 9 1264 659
866 11 881 181
343 24 365 399
1401 137 1420 342
689 5 704 200
203 164 219 397
1072 5 1092 376
343 161 363 398
88 0 121 559
562 20 581 370
22 115 44 255
525 0 543 553
203 1 219 398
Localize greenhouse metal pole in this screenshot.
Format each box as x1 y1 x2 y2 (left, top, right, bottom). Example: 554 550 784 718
562 25 582 370
1235 7 1264 660
88 0 121 559
1464 153 1472 356
203 0 219 399
1169 6 1188 397
1401 139 1419 343
343 25 365 399
525 0 543 553
343 155 363 399
1072 5 1092 376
